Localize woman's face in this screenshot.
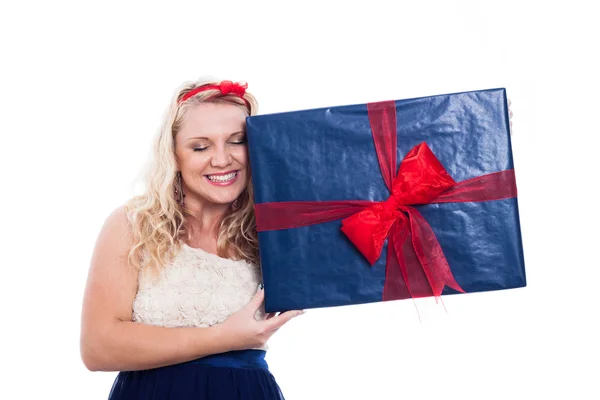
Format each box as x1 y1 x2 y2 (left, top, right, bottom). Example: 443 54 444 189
175 102 249 207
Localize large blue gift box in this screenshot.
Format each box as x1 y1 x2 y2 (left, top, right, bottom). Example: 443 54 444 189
246 88 526 313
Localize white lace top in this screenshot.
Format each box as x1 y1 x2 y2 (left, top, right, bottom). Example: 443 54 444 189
132 243 267 348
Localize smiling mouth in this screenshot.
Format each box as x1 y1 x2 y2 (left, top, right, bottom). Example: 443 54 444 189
205 171 239 183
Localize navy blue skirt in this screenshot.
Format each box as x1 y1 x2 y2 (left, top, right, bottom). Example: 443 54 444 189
108 350 285 399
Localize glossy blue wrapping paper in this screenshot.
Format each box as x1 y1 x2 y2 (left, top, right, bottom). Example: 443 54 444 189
246 88 526 313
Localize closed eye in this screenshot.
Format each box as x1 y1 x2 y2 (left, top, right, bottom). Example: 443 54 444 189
192 138 246 151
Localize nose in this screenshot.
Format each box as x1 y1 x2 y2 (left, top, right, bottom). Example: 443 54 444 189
210 144 233 168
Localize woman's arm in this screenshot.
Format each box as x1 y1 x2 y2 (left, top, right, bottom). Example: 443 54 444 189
79 207 228 372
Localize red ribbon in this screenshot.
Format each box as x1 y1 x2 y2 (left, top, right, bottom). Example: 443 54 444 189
255 100 517 301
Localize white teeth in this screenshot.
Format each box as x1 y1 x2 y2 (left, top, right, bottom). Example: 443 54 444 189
207 172 237 182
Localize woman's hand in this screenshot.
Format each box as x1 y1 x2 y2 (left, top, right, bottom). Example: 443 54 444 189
217 287 304 351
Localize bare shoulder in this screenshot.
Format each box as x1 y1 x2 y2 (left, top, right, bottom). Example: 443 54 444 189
98 205 133 248
88 204 138 287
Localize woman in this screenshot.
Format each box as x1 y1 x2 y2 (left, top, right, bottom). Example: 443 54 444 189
80 78 304 399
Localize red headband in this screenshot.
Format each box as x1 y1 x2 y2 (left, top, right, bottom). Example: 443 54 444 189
179 80 250 110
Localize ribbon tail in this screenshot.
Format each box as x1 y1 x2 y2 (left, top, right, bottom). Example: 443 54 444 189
404 207 465 296
394 213 437 298
382 221 412 301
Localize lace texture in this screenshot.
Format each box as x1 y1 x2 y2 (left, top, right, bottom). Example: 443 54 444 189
132 244 267 348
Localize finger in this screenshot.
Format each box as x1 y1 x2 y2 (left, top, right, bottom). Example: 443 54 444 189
264 310 304 331
266 312 277 320
247 286 265 311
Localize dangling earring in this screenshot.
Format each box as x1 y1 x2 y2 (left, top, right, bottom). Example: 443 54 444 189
232 198 240 210
174 171 186 207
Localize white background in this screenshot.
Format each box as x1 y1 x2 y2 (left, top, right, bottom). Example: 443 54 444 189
1 1 598 399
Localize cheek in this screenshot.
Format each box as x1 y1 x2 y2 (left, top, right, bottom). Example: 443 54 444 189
233 147 249 170
180 152 211 171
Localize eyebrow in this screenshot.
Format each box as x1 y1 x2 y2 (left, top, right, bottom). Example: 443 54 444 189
186 131 245 141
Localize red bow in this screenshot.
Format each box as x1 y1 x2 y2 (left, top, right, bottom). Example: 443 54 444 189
254 100 517 301
219 80 248 97
341 143 455 264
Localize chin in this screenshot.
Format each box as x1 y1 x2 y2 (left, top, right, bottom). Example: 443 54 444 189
203 188 245 206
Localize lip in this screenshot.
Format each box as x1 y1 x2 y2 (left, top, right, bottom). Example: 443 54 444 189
205 170 239 177
204 170 240 186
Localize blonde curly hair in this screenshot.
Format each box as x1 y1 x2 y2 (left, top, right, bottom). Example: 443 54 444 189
125 78 260 275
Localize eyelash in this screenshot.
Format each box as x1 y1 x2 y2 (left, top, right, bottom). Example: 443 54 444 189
193 139 247 152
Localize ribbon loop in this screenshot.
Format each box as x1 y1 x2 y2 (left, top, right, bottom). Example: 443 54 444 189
390 143 457 205
340 203 396 265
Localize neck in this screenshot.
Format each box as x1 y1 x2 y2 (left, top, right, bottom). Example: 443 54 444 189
183 197 230 238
